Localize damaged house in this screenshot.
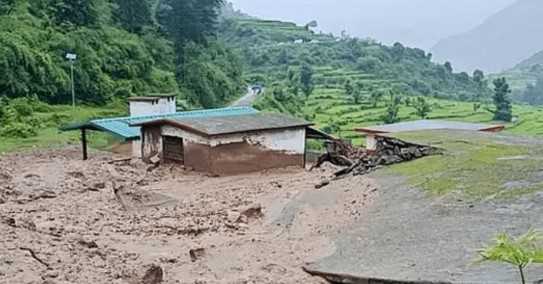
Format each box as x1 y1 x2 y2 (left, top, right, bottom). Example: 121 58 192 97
62 95 333 175
133 113 316 175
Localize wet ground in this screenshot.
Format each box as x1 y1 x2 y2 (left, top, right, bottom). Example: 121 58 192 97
2 132 543 283
309 131 543 283
0 147 375 284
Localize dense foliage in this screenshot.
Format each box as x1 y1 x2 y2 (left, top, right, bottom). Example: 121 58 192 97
492 77 513 122
491 64 543 105
158 0 243 107
0 0 243 108
0 96 48 138
220 18 494 119
522 76 543 105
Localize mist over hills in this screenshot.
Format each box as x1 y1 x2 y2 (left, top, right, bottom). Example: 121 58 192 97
229 0 514 50
431 0 543 73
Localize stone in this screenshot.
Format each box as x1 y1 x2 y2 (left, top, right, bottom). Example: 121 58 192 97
141 265 164 284
189 248 206 262
77 239 98 249
227 211 241 223
149 154 160 165
240 204 263 220
315 180 330 189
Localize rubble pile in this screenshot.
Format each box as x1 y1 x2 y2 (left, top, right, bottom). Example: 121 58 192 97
314 135 440 179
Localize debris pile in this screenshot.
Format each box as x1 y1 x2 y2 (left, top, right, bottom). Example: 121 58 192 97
313 135 439 179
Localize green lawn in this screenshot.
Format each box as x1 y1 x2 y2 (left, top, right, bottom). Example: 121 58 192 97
387 130 543 200
0 105 125 154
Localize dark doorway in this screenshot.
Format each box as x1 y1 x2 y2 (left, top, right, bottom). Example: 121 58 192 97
162 136 184 163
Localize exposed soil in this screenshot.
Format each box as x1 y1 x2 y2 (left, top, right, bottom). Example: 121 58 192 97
0 147 376 284
309 132 543 283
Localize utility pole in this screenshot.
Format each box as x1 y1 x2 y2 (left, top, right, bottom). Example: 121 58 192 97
66 53 77 109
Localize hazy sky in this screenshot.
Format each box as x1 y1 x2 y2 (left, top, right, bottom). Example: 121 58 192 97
229 0 517 49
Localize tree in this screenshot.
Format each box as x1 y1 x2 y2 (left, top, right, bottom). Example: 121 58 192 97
158 0 230 105
370 90 384 108
114 0 153 33
158 0 224 46
344 79 354 97
286 67 299 96
472 69 489 102
444 61 453 73
51 0 102 27
0 0 15 15
305 20 318 30
413 97 431 119
391 42 405 62
492 77 513 122
473 69 485 87
522 77 543 105
352 81 364 104
299 63 314 97
479 230 543 284
382 91 401 124
180 41 243 108
473 102 481 113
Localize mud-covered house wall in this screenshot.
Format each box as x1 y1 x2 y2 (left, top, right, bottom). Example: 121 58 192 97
141 125 163 162
208 128 306 175
141 124 307 175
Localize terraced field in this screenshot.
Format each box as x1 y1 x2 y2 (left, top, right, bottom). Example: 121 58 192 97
302 66 543 145
225 18 332 47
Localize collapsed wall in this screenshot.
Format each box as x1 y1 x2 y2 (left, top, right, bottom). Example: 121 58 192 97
312 135 440 178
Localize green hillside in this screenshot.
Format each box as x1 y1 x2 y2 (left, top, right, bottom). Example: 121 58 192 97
516 49 543 69
490 64 543 104
217 18 541 144
0 0 177 104
221 18 490 102
286 79 542 145
2 3 542 154
0 0 243 107
0 0 243 152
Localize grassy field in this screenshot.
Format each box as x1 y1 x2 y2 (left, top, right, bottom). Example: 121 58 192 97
301 65 543 146
232 18 331 45
0 105 125 154
387 130 543 200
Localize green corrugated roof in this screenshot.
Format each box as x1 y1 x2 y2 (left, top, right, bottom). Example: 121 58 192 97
61 107 259 140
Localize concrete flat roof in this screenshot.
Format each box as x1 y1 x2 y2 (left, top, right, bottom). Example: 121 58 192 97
128 94 177 102
356 120 504 134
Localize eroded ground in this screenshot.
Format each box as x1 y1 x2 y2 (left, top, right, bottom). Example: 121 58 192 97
310 131 543 283
4 131 543 284
0 148 376 284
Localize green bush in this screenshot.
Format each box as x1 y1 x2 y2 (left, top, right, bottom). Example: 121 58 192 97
0 122 37 138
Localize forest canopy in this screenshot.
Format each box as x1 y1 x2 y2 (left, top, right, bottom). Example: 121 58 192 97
0 0 242 107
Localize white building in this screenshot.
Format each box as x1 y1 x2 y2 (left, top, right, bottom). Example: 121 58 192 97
132 113 313 175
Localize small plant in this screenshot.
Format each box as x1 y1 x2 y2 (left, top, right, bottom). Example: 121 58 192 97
478 229 543 284
413 97 432 119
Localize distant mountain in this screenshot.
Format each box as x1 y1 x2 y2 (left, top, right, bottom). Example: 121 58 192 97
431 0 543 73
515 49 543 68
489 49 543 101
229 0 515 50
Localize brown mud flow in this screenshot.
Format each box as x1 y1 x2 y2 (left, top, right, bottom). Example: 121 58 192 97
0 147 376 283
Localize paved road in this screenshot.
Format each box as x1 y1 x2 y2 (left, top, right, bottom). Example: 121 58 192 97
231 86 264 107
